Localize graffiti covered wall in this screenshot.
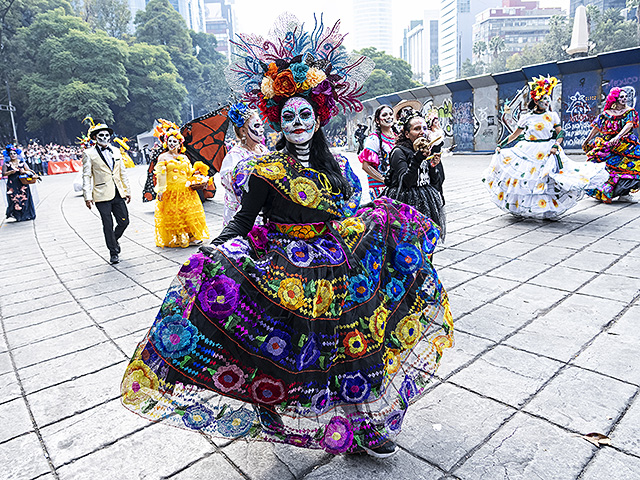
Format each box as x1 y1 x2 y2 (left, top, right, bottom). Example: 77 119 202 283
561 71 600 150
473 85 499 151
452 89 475 151
602 64 640 136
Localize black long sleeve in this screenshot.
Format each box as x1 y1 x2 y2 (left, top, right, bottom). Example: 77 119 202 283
211 175 270 245
389 146 425 189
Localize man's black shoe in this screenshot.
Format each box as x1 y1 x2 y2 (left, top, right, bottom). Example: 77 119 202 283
110 254 120 264
116 240 121 254
363 440 397 458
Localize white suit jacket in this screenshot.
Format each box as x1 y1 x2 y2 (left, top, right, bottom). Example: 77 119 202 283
82 145 131 202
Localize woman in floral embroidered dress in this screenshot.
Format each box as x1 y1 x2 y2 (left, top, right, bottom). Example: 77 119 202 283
121 14 453 459
482 75 607 218
358 105 396 200
3 145 37 222
219 103 269 226
582 87 640 203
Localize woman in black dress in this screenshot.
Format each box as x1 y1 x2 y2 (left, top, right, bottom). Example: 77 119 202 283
3 145 37 222
384 108 446 239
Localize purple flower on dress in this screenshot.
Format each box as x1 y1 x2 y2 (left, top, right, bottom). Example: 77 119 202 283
286 433 312 448
261 329 292 361
321 416 354 454
315 239 345 264
248 225 269 252
182 404 214 430
151 314 200 359
178 253 206 278
220 238 250 258
286 240 314 267
311 388 333 414
339 371 372 403
394 243 423 275
399 375 418 406
198 275 240 319
217 407 255 437
384 410 405 433
297 333 321 370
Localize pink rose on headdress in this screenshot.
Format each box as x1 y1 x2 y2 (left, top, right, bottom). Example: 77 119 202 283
273 70 297 97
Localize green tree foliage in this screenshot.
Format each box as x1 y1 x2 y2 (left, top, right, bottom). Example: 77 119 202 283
9 8 129 141
588 7 639 53
506 15 571 70
134 0 191 52
75 0 131 38
114 43 186 133
356 47 419 99
429 64 441 84
461 59 483 77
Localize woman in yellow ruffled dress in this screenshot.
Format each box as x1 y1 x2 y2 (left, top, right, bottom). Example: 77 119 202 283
153 121 210 247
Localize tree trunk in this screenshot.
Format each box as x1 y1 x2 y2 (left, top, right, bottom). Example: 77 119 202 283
56 121 69 145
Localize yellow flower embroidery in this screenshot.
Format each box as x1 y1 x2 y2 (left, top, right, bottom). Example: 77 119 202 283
395 314 422 350
488 181 494 188
497 191 505 201
543 113 552 122
529 135 536 141
538 199 547 208
289 177 321 208
277 277 305 310
337 217 365 236
536 152 545 160
384 348 401 375
512 179 518 187
503 156 512 165
122 360 159 408
530 167 537 174
255 161 285 180
534 122 545 131
312 279 334 317
368 305 389 343
552 198 558 207
536 183 545 191
505 178 511 187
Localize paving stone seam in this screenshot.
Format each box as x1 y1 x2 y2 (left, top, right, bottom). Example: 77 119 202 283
3 307 88 334
0 303 60 479
8 323 98 352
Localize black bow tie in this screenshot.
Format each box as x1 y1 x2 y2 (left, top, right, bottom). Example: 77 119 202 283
99 145 111 152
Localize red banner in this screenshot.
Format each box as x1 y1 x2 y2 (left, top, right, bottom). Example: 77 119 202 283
48 160 82 175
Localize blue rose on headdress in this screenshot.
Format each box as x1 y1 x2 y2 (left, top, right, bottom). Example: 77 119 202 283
228 103 249 128
290 63 309 83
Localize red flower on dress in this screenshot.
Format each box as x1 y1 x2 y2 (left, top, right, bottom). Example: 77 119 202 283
249 374 287 405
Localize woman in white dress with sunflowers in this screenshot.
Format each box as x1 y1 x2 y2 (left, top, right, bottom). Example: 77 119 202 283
483 76 607 219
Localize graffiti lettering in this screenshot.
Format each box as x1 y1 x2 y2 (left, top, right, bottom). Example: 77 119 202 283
566 92 592 123
609 76 639 88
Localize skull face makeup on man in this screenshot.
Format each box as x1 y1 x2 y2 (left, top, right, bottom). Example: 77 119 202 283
246 114 265 144
281 97 317 145
96 131 111 147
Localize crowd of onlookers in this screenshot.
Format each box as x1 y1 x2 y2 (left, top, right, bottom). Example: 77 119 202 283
4 143 85 175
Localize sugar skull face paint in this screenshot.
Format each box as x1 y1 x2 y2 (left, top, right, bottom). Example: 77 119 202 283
281 97 317 145
246 114 265 143
536 95 550 112
167 136 181 151
96 131 110 146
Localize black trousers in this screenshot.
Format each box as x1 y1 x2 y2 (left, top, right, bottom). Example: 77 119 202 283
95 191 129 255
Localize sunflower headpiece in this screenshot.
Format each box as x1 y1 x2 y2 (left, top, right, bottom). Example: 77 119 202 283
226 13 374 131
153 119 186 153
528 75 558 101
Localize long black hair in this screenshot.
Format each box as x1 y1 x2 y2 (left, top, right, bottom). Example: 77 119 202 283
373 104 394 161
395 113 423 150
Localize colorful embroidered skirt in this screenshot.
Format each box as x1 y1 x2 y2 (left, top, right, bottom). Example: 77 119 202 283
584 133 640 203
482 139 608 218
121 197 453 453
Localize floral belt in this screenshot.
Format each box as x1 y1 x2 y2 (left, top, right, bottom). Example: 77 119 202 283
268 221 328 239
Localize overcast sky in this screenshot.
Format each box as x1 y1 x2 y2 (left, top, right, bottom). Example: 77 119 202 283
233 0 570 57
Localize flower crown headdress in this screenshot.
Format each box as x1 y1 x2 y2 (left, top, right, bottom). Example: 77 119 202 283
396 108 423 130
226 13 374 131
228 102 257 129
153 119 186 153
529 75 558 101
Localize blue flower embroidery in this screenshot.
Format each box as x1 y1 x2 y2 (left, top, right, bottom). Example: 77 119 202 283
315 238 345 263
399 375 418 405
348 274 372 303
217 407 255 437
340 371 372 403
182 404 214 430
297 333 321 370
152 314 199 359
261 329 292 361
286 240 315 267
384 410 405 433
394 243 423 275
311 388 333 414
385 277 405 302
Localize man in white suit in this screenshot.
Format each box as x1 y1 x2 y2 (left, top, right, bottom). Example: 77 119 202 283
82 123 131 264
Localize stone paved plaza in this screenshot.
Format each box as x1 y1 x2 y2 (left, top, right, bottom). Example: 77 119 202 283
1 152 639 480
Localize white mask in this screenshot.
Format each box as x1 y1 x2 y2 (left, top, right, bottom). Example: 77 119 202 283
167 136 181 151
281 97 316 145
96 131 110 146
246 114 265 143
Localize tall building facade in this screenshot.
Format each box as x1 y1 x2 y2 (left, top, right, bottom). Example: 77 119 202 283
352 0 393 53
570 0 626 16
439 0 487 82
168 0 207 32
473 0 564 60
204 0 234 59
400 10 440 84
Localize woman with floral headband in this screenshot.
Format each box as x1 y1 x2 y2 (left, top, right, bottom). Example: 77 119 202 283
121 14 453 459
482 75 607 218
152 119 210 247
384 107 446 239
582 87 640 203
358 104 396 200
219 102 269 226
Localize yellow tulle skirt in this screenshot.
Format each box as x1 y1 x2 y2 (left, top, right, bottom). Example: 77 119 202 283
154 187 210 248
